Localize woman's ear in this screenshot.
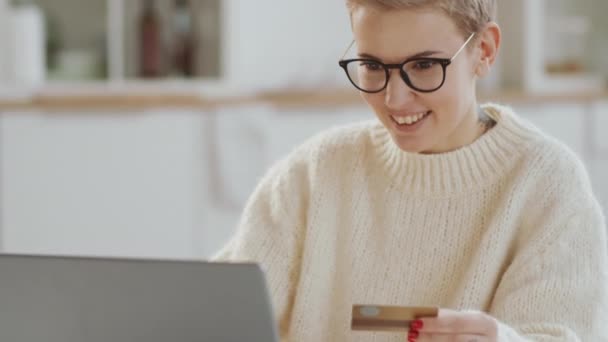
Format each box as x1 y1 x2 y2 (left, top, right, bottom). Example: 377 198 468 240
475 22 501 77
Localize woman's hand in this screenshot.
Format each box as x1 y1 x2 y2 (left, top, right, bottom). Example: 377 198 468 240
407 309 499 342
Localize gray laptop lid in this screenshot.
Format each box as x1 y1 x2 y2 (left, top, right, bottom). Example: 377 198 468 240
0 254 279 342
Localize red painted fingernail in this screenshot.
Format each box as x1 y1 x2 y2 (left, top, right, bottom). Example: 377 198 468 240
407 338 416 342
410 319 424 330
408 330 419 339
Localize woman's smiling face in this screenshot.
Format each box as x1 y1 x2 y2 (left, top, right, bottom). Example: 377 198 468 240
350 6 489 154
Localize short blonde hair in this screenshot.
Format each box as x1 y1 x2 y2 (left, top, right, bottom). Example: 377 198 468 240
346 0 497 37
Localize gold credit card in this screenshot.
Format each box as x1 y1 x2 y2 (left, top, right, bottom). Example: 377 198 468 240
351 305 439 332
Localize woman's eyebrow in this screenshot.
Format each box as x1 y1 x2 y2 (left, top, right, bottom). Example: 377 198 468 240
358 50 442 61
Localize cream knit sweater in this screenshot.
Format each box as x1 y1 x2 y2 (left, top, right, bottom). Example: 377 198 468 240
214 104 608 341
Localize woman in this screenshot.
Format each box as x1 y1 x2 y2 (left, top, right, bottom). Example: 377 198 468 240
214 1 608 341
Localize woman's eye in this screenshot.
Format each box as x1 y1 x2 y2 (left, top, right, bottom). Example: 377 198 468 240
413 60 436 70
361 62 382 71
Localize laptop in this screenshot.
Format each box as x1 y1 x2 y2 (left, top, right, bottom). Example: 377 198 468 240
0 253 279 342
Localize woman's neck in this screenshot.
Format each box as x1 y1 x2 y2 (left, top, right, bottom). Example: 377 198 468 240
423 102 495 154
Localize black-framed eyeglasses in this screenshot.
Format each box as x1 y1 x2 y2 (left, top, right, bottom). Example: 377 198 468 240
338 33 475 93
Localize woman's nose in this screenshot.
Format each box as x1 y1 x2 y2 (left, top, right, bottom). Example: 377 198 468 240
384 69 416 110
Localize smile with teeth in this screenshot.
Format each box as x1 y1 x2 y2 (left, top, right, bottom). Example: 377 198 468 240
391 111 431 125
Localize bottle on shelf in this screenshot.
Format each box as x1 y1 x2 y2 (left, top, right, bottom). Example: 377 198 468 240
169 0 196 78
139 0 163 78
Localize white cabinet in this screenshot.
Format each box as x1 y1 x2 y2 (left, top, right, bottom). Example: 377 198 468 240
589 101 608 209
1 101 606 259
511 103 585 156
0 105 372 258
0 110 210 258
592 101 608 152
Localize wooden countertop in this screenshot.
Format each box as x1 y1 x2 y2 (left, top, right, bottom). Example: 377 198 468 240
0 85 607 111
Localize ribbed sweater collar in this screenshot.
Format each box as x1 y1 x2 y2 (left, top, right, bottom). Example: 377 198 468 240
370 104 536 196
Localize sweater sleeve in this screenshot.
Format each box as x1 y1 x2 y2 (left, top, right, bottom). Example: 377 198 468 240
489 202 608 341
211 147 312 339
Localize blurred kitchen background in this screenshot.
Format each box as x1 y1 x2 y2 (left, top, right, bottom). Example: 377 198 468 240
0 0 606 259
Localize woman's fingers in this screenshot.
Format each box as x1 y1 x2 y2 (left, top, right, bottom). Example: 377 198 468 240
418 309 498 336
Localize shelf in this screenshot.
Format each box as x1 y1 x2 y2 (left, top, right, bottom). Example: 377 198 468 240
1 85 607 112
0 0 222 84
2 0 606 97
120 0 222 80
499 0 607 93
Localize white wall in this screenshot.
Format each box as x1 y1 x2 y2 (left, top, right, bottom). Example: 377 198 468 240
222 0 352 89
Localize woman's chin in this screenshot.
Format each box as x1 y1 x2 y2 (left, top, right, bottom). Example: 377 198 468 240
391 135 432 154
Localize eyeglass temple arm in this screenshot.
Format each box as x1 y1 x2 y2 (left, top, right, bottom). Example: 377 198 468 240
450 33 476 62
341 33 474 62
341 40 355 60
